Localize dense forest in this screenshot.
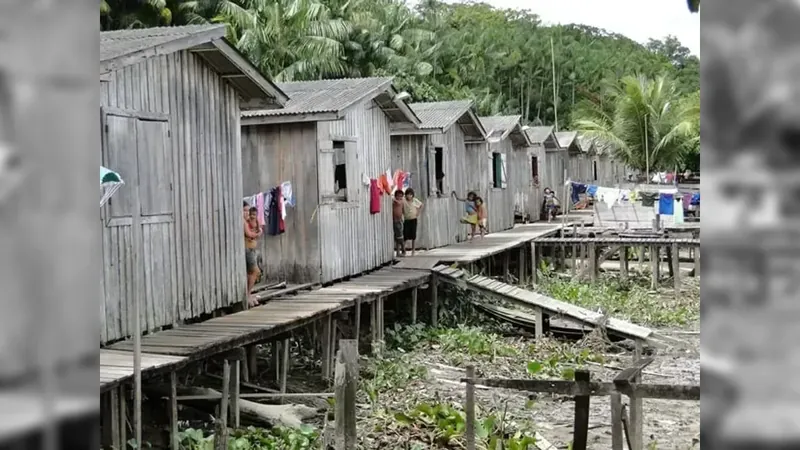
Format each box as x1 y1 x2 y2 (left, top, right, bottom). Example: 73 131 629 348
100 0 699 132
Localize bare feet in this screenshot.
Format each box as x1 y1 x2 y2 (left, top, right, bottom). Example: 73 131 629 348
248 296 259 308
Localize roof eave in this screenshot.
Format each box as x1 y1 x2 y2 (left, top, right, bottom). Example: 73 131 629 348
241 111 339 126
209 39 289 107
100 25 226 76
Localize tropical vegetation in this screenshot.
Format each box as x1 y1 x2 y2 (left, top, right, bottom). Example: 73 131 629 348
100 0 699 170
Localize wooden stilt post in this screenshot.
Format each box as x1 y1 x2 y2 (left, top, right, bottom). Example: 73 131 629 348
272 341 280 382
280 338 290 401
639 246 645 272
629 340 644 450
650 245 659 290
503 250 511 282
214 360 231 450
430 273 439 327
572 370 591 450
370 301 377 353
334 340 359 450
588 243 597 282
610 392 623 450
354 299 362 344
170 372 179 450
620 246 629 280
102 389 121 450
119 385 127 448
244 345 257 382
571 224 577 275
229 360 240 427
322 315 332 381
411 287 418 324
693 247 700 277
530 242 538 285
518 245 526 285
377 296 385 344
672 243 681 295
465 365 476 450
534 307 544 340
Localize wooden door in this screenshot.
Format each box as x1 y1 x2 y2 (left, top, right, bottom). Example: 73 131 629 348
101 108 175 340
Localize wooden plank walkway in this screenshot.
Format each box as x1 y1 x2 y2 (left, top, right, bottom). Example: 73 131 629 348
394 218 591 269
106 267 430 364
100 350 189 393
431 265 656 343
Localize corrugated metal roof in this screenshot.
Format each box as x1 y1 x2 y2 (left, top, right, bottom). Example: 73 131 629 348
525 126 555 144
479 115 521 138
410 100 474 130
243 77 394 117
100 24 224 63
556 131 579 149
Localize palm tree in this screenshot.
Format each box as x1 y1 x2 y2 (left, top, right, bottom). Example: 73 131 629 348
213 0 352 81
572 75 697 175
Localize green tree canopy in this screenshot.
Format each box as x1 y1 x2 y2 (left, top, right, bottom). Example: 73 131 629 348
571 75 698 173
100 0 699 128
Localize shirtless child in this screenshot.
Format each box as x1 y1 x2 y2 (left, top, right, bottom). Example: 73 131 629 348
243 203 262 307
392 190 405 257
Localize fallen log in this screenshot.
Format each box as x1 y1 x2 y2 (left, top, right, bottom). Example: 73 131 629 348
147 385 320 428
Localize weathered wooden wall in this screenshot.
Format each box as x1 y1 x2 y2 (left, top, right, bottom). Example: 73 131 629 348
508 145 541 222
100 50 245 344
569 152 593 183
542 149 567 211
594 154 625 187
486 138 515 232
241 122 322 284
316 100 394 282
522 145 546 221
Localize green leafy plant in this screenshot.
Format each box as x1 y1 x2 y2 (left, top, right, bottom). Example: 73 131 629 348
174 426 318 450
361 353 428 403
527 342 604 380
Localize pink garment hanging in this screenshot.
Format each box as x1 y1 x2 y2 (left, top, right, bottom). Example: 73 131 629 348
369 179 381 214
255 192 266 227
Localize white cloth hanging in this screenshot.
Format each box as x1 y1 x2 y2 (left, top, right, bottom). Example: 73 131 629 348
596 187 621 208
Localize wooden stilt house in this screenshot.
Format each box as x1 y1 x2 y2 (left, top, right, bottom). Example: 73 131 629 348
390 100 486 249
480 116 533 231
524 125 562 220
99 25 288 344
556 131 586 183
241 77 421 284
578 135 598 184
479 115 534 225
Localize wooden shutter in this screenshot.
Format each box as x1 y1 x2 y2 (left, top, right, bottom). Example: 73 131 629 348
318 140 335 202
136 119 172 216
500 153 507 188
104 114 138 218
427 145 437 196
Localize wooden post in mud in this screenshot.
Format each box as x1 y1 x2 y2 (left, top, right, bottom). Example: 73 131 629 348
672 243 681 296
213 360 230 450
693 247 700 277
334 340 358 450
503 251 511 282
530 242 538 285
649 245 659 290
572 370 591 450
588 243 598 282
170 372 179 450
322 315 333 380
620 246 629 280
571 224 578 276
610 392 624 450
354 298 362 343
430 273 439 327
411 287 418 323
629 341 644 450
465 365 476 450
518 245 526 285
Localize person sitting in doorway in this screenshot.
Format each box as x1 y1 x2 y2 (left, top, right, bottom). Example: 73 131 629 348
243 202 262 307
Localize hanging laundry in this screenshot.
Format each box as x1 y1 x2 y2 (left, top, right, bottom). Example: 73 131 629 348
378 172 392 195
682 192 693 210
596 187 621 209
281 181 295 208
369 178 381 214
402 172 411 190
267 186 286 236
393 170 405 192
658 193 675 215
570 182 587 205
628 190 638 202
263 190 273 222
586 185 599 197
278 186 287 223
673 197 684 224
254 192 266 227
640 192 658 207
690 192 700 205
362 173 371 186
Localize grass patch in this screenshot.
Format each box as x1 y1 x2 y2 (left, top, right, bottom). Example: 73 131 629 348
537 273 699 327
360 352 428 404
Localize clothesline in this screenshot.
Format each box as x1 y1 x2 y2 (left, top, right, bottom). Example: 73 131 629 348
567 180 698 224
244 181 295 236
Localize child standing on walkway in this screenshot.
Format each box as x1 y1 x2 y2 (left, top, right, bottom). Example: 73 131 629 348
392 189 405 257
403 188 423 256
453 190 478 239
475 196 488 239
